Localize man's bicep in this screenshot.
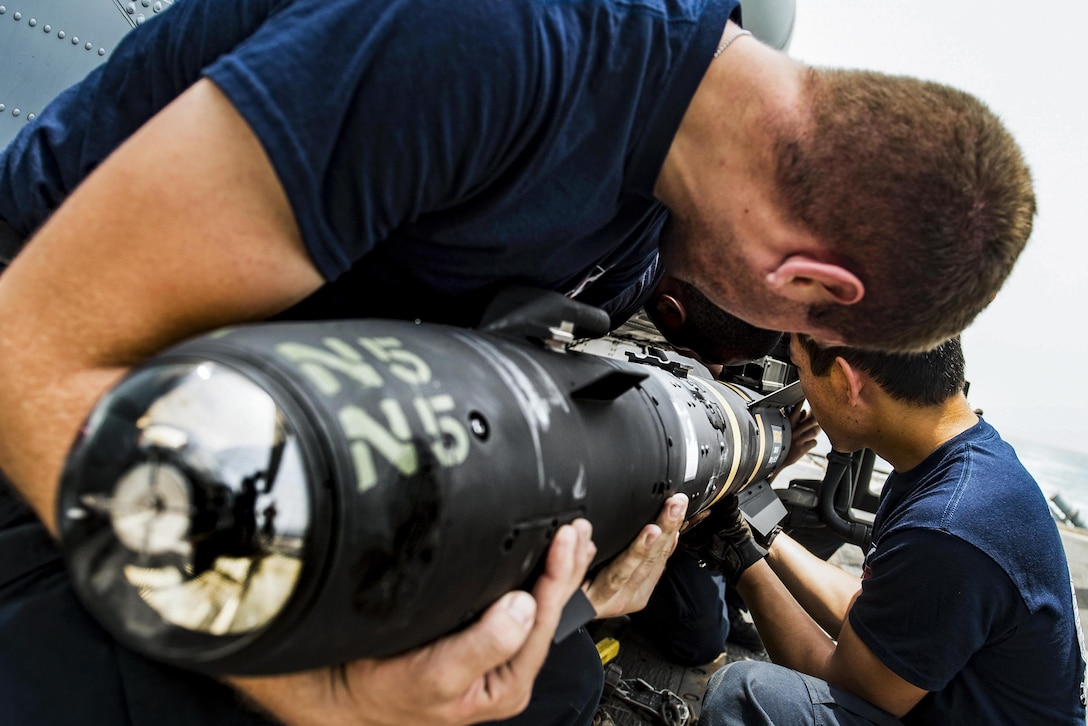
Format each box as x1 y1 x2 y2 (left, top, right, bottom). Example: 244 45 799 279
827 618 927 718
0 78 323 528
10 78 323 353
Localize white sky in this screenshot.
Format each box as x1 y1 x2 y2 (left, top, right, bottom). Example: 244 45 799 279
786 0 1088 454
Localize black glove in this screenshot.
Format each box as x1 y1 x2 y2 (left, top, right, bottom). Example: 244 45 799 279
753 522 782 551
678 494 765 587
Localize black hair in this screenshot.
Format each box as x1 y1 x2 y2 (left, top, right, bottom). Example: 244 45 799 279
796 334 966 406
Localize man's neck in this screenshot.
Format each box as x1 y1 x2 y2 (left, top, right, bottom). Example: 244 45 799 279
870 396 980 474
653 31 805 219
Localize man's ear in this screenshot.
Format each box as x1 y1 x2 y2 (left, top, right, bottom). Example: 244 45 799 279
766 256 864 305
830 356 865 407
651 293 687 332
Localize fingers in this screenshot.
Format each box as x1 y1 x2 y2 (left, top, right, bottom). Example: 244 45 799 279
409 520 595 723
680 508 712 534
413 592 538 722
453 520 594 687
234 524 598 726
584 494 686 617
789 404 813 426
791 406 821 437
615 494 686 576
653 492 687 553
505 520 595 680
778 407 821 471
592 524 658 598
432 590 539 695
534 519 597 615
307 593 537 726
421 523 581 695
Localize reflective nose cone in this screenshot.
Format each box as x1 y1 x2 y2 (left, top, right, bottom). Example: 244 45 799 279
60 361 313 659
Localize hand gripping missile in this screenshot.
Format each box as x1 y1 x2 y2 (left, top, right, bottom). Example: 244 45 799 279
57 289 796 675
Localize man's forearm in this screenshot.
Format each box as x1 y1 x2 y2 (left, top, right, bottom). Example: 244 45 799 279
735 559 836 677
0 340 126 534
765 533 861 636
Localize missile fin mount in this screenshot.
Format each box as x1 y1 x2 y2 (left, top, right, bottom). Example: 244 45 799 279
624 346 693 379
747 379 805 412
477 287 612 349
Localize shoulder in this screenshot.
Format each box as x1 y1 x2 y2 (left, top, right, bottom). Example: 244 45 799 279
888 421 1045 531
878 433 1068 615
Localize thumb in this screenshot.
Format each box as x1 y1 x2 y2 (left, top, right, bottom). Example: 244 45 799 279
428 590 537 692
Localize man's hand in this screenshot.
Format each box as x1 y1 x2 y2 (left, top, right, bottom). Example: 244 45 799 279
230 519 597 726
776 405 822 474
583 493 687 619
678 494 764 587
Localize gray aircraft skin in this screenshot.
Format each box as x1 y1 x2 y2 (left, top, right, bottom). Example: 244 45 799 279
0 0 793 150
0 1 177 149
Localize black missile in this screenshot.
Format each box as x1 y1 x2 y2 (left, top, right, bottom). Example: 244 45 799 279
56 290 795 675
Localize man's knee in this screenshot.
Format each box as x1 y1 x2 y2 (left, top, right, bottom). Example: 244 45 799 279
702 661 807 726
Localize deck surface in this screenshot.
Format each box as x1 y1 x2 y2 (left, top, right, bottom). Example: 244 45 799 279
590 619 770 726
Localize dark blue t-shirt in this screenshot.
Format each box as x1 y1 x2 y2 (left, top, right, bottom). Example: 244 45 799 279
849 419 1087 724
0 0 741 325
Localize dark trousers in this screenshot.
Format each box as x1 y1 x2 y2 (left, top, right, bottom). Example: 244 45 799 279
630 548 730 666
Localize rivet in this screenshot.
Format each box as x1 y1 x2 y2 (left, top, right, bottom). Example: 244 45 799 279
85 42 92 50
0 7 6 15
0 104 5 112
98 47 106 56
154 1 162 10
136 14 144 24
44 24 51 33
26 113 34 121
71 36 78 44
28 17 36 27
126 2 136 13
12 108 21 117
141 0 150 5
57 30 65 38
13 11 21 20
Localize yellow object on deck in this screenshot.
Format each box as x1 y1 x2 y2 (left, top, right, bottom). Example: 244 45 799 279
595 636 620 665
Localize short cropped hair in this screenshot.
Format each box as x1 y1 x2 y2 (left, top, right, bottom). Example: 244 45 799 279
796 333 966 407
776 69 1035 352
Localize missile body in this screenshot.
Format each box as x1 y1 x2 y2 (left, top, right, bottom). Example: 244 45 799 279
58 312 790 674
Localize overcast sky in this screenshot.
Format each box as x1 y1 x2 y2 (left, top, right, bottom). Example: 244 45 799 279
784 0 1088 454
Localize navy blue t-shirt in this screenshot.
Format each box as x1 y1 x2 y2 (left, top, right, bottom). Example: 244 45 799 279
849 419 1087 724
0 0 742 324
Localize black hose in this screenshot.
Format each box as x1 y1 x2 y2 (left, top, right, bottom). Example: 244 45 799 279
819 450 871 548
